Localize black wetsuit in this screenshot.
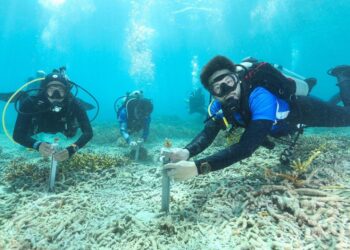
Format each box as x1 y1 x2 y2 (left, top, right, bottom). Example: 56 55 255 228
13 95 93 156
185 94 350 173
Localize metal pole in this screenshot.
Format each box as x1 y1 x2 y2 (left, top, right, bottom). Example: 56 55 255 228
161 169 170 213
48 139 59 192
160 149 171 214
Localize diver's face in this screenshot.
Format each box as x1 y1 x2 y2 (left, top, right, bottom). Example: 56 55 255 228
210 74 241 103
46 82 66 103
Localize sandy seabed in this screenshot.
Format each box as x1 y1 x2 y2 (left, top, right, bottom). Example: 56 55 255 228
0 123 350 250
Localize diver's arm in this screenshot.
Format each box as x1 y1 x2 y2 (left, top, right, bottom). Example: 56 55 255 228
118 108 130 144
142 116 151 141
184 119 222 157
12 99 41 149
68 104 93 156
120 122 130 144
13 113 38 149
195 120 273 173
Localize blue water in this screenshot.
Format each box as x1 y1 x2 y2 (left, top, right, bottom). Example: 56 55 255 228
1 0 350 124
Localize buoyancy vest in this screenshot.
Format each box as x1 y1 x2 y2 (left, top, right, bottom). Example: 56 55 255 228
211 61 306 128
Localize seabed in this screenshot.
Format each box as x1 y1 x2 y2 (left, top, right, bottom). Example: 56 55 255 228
0 119 350 249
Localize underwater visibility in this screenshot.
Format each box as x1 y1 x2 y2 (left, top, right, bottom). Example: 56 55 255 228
1 0 350 249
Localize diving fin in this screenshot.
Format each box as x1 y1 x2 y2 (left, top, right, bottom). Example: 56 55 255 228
327 65 350 78
304 77 317 94
0 91 27 103
328 65 350 106
76 98 96 111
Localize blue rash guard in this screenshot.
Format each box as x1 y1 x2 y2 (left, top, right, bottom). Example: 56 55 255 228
118 107 151 144
185 87 292 172
209 87 291 136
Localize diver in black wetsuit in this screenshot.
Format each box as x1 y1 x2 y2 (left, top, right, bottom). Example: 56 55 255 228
188 88 206 116
13 71 93 162
328 65 350 106
0 68 95 111
161 56 350 181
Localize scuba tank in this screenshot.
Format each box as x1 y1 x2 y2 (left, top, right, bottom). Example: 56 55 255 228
237 59 310 98
114 90 144 117
272 64 309 96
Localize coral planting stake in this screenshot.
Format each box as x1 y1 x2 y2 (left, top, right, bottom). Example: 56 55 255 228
48 138 59 192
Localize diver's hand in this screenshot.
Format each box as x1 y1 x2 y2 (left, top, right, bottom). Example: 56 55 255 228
163 161 198 182
39 142 53 157
161 148 190 163
53 149 69 162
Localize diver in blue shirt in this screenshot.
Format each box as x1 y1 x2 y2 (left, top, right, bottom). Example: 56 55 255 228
117 90 153 147
162 55 350 181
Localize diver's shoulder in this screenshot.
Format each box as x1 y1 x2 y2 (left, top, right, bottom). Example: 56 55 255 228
249 86 277 100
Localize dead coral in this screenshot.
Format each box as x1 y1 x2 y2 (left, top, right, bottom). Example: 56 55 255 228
1 135 350 249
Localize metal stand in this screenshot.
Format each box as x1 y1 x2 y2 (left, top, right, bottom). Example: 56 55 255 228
48 141 59 192
161 169 170 214
160 149 171 214
48 154 58 192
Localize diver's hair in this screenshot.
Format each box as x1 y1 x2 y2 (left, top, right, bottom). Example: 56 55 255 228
200 55 235 88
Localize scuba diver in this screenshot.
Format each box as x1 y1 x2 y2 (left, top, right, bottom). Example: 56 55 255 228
116 90 153 147
161 55 350 181
115 90 153 161
187 88 207 116
0 68 95 111
327 65 350 106
12 69 94 162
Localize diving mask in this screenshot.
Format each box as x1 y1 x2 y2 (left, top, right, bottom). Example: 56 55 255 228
208 70 240 98
46 84 67 99
45 82 67 112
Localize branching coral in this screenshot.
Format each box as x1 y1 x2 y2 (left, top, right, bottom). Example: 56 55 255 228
291 146 323 174
2 153 130 190
163 138 172 148
264 168 304 186
264 144 326 187
60 152 130 172
2 158 49 188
